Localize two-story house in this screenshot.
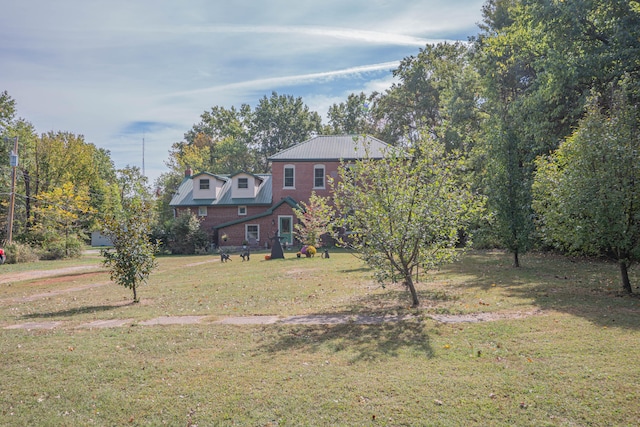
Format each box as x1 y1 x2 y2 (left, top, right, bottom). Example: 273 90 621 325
169 134 391 248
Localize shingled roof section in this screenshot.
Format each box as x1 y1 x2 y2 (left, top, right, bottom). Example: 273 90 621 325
268 135 392 162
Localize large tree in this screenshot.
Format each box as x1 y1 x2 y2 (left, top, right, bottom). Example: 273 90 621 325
473 0 547 266
332 136 484 307
533 85 640 294
250 92 323 170
369 42 482 150
326 92 376 136
474 0 640 265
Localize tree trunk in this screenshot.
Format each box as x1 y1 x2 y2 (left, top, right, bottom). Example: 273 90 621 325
513 248 520 268
132 285 139 303
405 275 420 307
619 260 633 294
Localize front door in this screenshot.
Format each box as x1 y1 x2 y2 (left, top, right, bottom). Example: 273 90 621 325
279 215 293 247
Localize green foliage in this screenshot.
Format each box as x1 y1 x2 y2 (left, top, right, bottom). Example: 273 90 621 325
2 241 40 264
30 182 95 259
368 42 482 150
165 211 209 255
326 92 376 135
101 199 159 302
481 116 535 267
250 92 324 170
533 84 640 293
332 136 485 307
293 191 336 247
0 90 17 133
170 92 322 175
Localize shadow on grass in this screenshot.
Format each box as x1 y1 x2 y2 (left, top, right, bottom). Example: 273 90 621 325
439 250 640 330
258 319 433 362
20 302 135 319
256 288 434 362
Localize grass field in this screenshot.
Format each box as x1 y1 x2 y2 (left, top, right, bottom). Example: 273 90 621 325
1 249 639 426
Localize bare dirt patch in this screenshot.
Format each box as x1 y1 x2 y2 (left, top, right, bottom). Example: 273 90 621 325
2 310 547 330
429 309 547 323
9 282 111 302
0 266 101 284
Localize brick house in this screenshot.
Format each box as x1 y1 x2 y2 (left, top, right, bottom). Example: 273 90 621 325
169 135 391 248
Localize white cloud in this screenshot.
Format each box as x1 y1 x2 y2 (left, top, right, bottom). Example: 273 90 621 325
0 0 485 184
160 61 401 99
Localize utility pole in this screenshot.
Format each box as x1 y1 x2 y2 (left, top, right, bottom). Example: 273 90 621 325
6 136 18 244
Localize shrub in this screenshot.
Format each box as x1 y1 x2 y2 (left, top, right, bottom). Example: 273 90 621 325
39 236 84 260
166 212 209 254
3 242 40 264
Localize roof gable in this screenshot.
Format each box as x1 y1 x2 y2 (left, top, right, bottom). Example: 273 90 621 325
169 174 272 207
268 135 392 162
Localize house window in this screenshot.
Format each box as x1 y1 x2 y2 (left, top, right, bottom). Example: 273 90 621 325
238 177 248 189
238 206 247 216
199 179 210 190
314 165 325 189
284 165 295 188
198 206 207 217
246 224 259 241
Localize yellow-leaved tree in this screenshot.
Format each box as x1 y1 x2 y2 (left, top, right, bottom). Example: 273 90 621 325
31 182 95 258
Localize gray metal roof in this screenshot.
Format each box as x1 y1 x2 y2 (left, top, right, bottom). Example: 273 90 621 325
268 135 392 161
169 174 272 207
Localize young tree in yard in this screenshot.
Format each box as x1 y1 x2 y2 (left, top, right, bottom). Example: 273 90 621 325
101 199 159 303
331 136 484 307
293 191 336 247
533 86 640 294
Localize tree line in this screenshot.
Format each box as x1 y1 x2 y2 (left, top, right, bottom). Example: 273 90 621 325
2 0 639 295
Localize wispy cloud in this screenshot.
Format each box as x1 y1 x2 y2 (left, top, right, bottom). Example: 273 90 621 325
0 0 485 183
161 61 401 98
152 24 439 47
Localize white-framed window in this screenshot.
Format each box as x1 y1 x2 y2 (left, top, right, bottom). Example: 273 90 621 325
238 177 248 189
238 206 247 216
284 165 295 188
246 224 259 242
199 179 210 190
198 206 208 217
313 164 325 189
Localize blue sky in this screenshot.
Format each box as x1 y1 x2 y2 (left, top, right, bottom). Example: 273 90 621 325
1 0 485 184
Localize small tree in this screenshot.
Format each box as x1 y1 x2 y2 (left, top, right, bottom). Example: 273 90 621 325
293 191 336 247
332 136 484 307
101 199 159 303
533 85 640 293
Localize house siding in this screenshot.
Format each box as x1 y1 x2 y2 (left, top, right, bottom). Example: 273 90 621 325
271 160 339 204
216 203 297 248
169 135 392 249
175 205 270 239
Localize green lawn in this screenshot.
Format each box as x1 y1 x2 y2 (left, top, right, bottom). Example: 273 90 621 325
1 249 639 426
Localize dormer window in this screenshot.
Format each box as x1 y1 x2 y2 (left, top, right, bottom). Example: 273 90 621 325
238 178 248 189
199 179 210 190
